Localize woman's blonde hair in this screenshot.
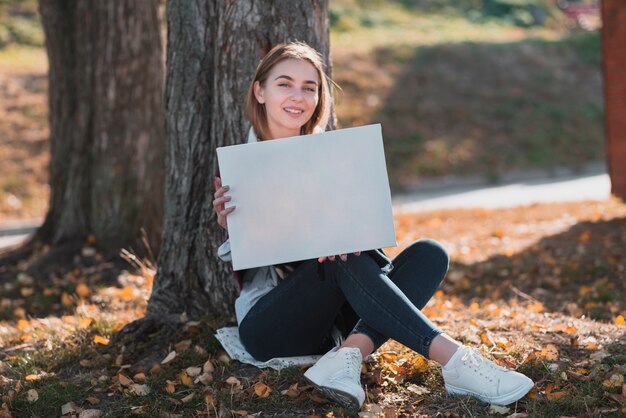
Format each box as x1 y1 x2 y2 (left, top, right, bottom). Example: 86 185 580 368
245 41 331 140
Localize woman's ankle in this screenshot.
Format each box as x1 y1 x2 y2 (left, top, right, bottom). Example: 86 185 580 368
429 334 462 366
340 333 375 359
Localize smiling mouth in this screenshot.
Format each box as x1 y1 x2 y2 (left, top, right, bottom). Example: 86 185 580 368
284 107 304 115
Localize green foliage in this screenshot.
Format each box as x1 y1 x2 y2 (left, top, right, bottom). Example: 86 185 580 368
0 0 42 47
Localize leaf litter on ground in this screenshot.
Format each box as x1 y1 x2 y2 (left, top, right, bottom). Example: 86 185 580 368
0 199 625 417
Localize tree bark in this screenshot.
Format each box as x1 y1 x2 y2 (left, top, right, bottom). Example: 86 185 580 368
146 0 332 320
602 0 626 200
37 0 165 256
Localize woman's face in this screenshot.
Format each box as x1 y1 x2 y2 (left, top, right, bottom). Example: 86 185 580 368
254 58 320 140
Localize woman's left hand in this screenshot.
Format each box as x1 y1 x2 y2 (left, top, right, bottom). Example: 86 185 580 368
318 252 361 263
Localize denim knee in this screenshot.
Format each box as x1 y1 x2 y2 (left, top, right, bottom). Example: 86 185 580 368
405 238 449 278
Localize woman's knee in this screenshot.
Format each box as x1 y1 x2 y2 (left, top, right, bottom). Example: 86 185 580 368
404 238 449 277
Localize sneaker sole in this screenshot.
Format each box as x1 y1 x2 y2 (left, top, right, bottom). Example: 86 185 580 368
445 380 534 405
304 375 361 409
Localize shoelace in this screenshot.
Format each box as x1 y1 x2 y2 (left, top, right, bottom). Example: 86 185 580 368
343 350 361 378
461 348 503 383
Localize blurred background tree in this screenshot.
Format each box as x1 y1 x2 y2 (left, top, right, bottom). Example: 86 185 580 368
34 0 165 265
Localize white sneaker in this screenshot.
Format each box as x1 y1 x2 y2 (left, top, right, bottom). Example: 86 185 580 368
303 346 365 408
442 346 534 405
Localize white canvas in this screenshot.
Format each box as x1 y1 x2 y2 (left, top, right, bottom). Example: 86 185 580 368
216 124 396 270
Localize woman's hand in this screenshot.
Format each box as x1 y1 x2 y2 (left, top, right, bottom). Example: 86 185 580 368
213 177 235 230
318 252 361 263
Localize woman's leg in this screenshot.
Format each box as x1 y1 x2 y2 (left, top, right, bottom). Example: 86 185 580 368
320 250 446 359
238 260 347 361
345 239 449 356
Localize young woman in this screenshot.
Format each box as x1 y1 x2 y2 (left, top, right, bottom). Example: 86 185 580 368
212 42 533 409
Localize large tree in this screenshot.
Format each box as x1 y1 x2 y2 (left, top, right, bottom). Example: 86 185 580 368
142 0 333 324
34 0 165 262
602 0 626 200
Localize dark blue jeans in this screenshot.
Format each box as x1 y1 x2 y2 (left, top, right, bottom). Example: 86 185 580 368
238 239 449 362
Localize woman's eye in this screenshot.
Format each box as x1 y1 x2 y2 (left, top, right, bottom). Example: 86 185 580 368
278 83 290 87
304 87 317 93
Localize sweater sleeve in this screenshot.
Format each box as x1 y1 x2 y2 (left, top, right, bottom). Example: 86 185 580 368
217 239 232 262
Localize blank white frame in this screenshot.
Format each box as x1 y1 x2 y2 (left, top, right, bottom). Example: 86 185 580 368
216 124 396 270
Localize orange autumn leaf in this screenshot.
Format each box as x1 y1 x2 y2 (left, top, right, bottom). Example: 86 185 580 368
79 317 94 329
179 371 193 386
545 389 567 400
254 382 272 398
539 344 559 361
480 330 494 346
93 335 109 345
616 315 625 326
61 292 73 306
75 283 91 299
117 373 133 387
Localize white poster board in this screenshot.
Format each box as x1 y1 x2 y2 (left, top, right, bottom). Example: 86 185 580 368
216 124 396 270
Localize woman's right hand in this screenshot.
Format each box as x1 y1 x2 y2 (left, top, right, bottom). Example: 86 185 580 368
213 177 235 230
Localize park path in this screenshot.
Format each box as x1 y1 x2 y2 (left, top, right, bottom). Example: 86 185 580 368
0 164 612 250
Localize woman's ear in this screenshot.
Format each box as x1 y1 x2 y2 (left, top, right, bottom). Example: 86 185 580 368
253 81 265 104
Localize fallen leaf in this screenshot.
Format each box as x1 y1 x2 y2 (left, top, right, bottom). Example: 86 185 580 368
186 367 201 377
26 389 38 403
195 373 213 385
203 359 215 374
85 396 100 405
359 403 384 417
480 330 494 346
230 411 248 417
61 401 78 414
603 374 624 388
179 371 193 386
181 392 195 403
254 382 271 398
281 383 300 398
409 355 430 373
616 315 625 326
76 283 91 298
79 317 94 329
175 339 192 351
118 373 133 386
489 405 510 414
165 380 176 394
79 409 102 418
161 351 176 365
25 374 39 381
539 344 559 361
217 351 231 365
225 376 241 386
130 384 151 396
133 372 146 382
93 335 109 345
406 384 430 396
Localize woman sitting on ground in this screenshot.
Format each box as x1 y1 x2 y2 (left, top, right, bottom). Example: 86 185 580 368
212 41 534 409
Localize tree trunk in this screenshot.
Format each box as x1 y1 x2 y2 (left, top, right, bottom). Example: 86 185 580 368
602 0 626 200
146 0 332 320
37 0 165 256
